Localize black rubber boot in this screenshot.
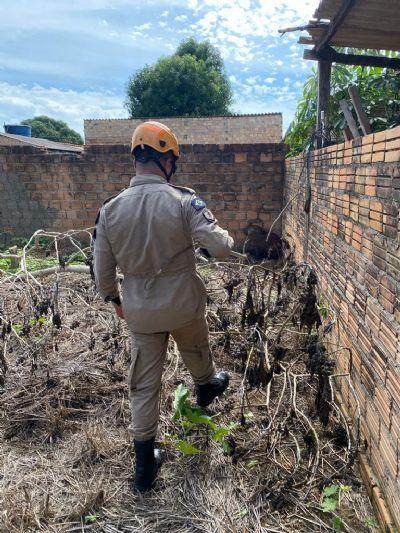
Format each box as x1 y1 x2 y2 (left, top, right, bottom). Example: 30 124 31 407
134 438 163 493
196 371 230 408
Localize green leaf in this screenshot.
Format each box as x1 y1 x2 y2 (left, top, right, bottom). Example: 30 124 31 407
178 440 203 455
321 497 337 513
212 427 230 443
323 485 339 497
182 420 196 430
222 439 233 454
363 517 377 528
234 508 248 519
185 408 216 429
246 459 259 468
339 484 352 493
172 383 190 419
332 516 344 532
84 514 98 524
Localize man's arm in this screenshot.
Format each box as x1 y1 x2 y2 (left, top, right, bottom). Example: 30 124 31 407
93 207 120 302
185 195 234 259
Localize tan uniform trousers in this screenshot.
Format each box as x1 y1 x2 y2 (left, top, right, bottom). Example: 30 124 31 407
127 315 215 441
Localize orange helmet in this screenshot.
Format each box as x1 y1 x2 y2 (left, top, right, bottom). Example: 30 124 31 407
131 121 180 158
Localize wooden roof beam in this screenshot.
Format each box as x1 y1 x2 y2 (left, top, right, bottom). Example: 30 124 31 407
304 46 400 69
315 0 357 52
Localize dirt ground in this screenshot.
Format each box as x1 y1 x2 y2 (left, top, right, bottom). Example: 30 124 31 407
0 254 380 532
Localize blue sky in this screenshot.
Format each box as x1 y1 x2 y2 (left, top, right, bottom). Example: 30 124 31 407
0 0 317 137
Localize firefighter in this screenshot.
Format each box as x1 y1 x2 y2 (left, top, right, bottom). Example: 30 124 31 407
94 121 234 492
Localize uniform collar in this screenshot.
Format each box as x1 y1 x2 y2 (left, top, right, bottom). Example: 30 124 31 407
129 174 168 187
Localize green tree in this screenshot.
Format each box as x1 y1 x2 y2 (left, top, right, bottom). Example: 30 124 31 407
21 116 83 145
125 38 232 118
175 37 225 73
285 50 400 156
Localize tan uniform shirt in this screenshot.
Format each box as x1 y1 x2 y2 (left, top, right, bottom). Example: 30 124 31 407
93 174 234 333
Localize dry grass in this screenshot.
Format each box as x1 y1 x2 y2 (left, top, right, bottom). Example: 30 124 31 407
0 257 379 532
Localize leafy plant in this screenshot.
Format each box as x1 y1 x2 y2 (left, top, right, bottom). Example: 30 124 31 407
363 516 378 529
317 299 328 320
0 254 59 274
12 316 47 334
332 515 344 532
125 38 232 117
235 508 248 519
0 248 87 275
21 115 83 145
285 49 400 156
171 383 237 455
320 484 352 532
84 514 98 524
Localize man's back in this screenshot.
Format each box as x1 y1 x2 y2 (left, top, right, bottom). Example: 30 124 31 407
94 173 233 333
104 174 195 278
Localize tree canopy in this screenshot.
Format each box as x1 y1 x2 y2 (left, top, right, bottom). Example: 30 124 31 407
125 38 232 118
21 116 83 145
285 51 400 156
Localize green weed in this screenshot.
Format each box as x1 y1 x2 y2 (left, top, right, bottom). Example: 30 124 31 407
320 484 352 532
171 383 237 455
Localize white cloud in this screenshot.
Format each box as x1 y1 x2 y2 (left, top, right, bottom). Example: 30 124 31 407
187 0 199 10
136 22 152 31
246 76 260 85
265 77 276 83
175 14 188 21
0 82 125 136
190 0 315 40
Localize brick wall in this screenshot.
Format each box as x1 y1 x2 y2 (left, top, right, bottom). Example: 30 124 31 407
84 114 282 146
0 143 285 247
283 127 400 526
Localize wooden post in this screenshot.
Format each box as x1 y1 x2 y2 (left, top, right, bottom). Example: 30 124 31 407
343 126 353 141
316 59 332 149
339 99 360 139
348 84 372 135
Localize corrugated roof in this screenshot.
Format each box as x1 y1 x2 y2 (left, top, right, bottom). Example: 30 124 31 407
84 113 282 122
305 0 400 51
0 133 83 153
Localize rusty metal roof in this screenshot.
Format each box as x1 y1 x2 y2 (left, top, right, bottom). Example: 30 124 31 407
0 132 83 153
304 0 400 51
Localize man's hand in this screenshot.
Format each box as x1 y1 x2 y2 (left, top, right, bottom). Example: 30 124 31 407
113 302 124 319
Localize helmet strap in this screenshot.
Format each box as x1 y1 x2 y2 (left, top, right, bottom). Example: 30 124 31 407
133 146 177 182
153 153 177 182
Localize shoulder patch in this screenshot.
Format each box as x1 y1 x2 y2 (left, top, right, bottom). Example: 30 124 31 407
171 184 195 195
191 197 206 210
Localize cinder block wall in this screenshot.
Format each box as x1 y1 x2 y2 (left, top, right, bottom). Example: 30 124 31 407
84 114 282 146
0 143 285 247
283 127 400 525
